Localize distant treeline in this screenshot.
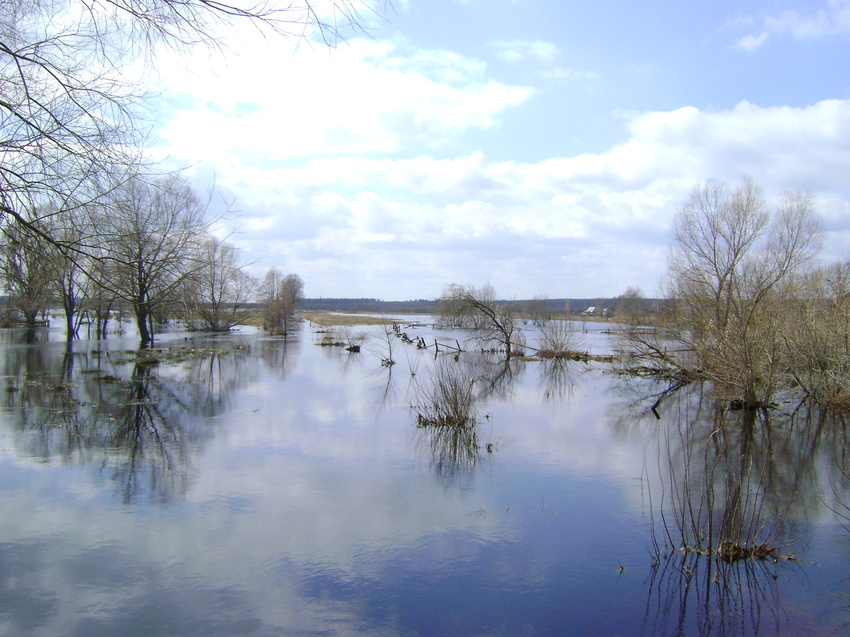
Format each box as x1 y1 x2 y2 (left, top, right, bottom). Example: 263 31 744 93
301 297 665 315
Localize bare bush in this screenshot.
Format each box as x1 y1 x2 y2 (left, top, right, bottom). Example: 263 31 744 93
779 261 850 407
537 320 585 359
413 359 477 428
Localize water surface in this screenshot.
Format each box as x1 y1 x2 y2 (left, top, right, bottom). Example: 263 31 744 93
0 319 848 636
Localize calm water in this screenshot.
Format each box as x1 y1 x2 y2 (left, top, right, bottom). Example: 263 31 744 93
0 318 848 636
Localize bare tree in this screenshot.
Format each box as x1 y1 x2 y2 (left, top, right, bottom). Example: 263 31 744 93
259 269 304 335
37 212 96 340
85 243 120 339
631 179 824 407
94 175 208 343
0 1 133 239
368 321 397 366
182 237 256 332
525 295 553 326
615 286 645 326
0 1 377 261
438 283 522 359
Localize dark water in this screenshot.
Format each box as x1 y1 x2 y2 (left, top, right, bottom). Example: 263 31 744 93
0 319 848 636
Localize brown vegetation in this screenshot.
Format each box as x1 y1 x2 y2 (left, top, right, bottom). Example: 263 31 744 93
536 320 587 359
413 359 476 428
619 178 842 409
302 312 399 327
259 270 304 335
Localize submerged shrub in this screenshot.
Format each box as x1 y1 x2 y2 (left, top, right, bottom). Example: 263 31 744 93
537 320 586 359
414 359 476 428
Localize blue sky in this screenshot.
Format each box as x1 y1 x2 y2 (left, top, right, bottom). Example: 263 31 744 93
149 0 850 300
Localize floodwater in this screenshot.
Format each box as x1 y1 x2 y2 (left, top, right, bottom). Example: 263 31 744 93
0 318 848 636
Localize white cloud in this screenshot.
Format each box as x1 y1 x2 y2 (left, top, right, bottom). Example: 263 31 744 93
205 98 850 299
539 68 601 81
732 31 769 52
489 39 559 64
732 0 850 50
153 37 531 164
146 23 850 300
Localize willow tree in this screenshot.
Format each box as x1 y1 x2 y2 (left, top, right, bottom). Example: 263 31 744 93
182 237 256 332
259 269 304 335
633 179 824 408
95 176 208 344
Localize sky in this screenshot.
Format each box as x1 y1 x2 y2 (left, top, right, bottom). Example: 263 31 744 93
148 0 850 300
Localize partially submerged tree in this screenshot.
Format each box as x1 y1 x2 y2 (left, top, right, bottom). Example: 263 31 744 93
438 283 522 359
622 178 824 408
671 180 821 406
85 244 120 339
259 269 304 335
95 176 208 343
39 213 94 339
182 237 256 332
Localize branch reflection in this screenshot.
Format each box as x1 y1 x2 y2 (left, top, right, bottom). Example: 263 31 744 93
539 357 580 401
640 384 849 635
461 351 524 400
257 335 300 379
0 340 256 503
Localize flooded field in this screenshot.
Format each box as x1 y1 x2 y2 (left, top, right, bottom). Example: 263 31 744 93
0 318 848 636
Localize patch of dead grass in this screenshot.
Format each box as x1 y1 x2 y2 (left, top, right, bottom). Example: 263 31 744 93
301 312 398 327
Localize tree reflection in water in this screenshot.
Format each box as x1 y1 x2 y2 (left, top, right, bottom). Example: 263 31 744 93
832 412 850 532
539 357 580 402
411 351 580 488
464 351 525 401
639 382 850 636
257 335 299 380
0 339 256 504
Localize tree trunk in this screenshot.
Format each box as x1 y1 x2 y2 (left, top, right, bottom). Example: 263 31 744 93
23 309 39 326
135 304 152 343
64 297 78 340
65 312 75 340
95 304 112 339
